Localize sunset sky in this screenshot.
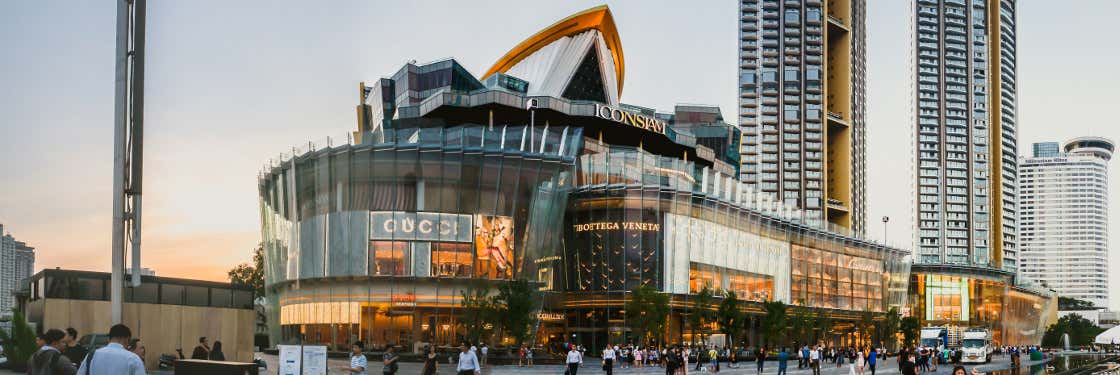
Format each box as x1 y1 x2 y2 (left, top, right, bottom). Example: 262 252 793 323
3 0 1118 308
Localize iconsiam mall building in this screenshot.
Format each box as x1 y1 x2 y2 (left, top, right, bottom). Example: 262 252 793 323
258 6 912 352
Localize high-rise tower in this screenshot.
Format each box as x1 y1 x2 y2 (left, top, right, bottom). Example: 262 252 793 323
738 0 867 233
1020 138 1113 308
912 0 1019 272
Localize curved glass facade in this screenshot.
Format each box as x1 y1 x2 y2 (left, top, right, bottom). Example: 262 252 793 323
259 124 580 349
907 265 1056 347
547 145 910 350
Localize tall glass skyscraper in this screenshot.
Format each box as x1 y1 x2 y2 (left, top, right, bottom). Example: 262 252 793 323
1020 138 1114 308
737 0 867 234
911 0 1019 271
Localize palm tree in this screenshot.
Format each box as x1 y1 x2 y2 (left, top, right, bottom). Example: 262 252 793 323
717 290 745 347
760 300 788 347
687 285 716 345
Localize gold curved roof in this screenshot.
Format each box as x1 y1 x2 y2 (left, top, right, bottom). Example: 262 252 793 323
484 5 625 96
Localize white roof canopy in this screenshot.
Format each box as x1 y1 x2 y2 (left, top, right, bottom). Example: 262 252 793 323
1094 325 1120 344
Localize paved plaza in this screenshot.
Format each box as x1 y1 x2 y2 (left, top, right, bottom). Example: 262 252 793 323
0 352 1056 375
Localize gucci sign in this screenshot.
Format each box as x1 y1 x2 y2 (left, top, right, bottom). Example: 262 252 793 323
369 211 473 243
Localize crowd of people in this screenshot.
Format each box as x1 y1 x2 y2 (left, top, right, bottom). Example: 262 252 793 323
19 323 233 375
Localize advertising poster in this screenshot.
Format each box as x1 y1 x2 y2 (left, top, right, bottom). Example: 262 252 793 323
277 345 301 375
474 215 514 278
301 345 328 375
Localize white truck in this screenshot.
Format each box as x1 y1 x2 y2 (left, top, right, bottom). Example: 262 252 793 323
920 327 948 352
960 329 993 363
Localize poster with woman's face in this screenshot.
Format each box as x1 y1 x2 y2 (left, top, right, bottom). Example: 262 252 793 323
474 215 514 278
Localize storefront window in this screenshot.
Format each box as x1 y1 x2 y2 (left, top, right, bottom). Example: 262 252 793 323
369 241 411 276
791 244 885 312
431 242 473 277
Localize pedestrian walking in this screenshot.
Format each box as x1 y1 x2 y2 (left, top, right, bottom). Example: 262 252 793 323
602 345 615 375
857 349 866 375
382 346 399 375
62 328 86 368
526 345 534 367
811 346 822 375
30 329 77 375
868 347 878 375
756 346 767 375
422 345 437 375
479 344 488 368
567 345 584 375
75 324 145 375
335 341 367 375
456 342 481 375
777 347 789 375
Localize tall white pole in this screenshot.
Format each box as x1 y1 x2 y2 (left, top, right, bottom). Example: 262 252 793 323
110 0 130 324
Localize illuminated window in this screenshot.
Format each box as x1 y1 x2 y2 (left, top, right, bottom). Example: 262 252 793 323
431 242 473 277
369 241 411 276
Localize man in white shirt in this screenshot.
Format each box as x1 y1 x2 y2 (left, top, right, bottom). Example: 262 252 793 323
480 344 489 367
566 345 583 375
810 345 822 375
457 342 481 375
76 324 145 375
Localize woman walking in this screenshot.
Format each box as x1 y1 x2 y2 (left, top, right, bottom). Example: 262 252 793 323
856 348 866 375
421 345 437 375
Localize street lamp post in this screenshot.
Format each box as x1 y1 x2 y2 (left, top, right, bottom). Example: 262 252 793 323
882 216 890 244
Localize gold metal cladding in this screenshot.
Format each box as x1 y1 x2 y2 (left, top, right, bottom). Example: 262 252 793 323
484 5 625 96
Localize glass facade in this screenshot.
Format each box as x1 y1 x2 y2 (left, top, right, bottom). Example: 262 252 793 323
907 266 1056 347
259 124 580 350
551 143 909 350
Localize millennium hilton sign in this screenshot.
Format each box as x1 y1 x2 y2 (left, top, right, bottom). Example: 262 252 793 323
594 103 667 135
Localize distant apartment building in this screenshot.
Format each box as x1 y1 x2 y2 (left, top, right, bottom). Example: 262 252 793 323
1 224 35 318
911 0 1020 272
738 0 868 233
1020 138 1114 308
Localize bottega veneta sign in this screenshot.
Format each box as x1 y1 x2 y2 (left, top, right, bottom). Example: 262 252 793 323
572 221 661 232
594 103 667 135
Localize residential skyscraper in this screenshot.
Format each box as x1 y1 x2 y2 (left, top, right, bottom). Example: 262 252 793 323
912 0 1020 272
737 0 867 233
1 224 35 317
1020 137 1113 308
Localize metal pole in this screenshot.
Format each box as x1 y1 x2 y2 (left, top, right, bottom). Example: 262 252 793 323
111 0 130 324
129 0 146 288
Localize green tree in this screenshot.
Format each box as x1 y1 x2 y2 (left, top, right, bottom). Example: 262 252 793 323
228 244 265 297
1042 313 1104 348
686 285 716 345
900 316 921 348
625 285 671 345
1057 297 1096 311
788 311 813 346
716 290 745 347
460 283 496 344
813 310 833 345
881 307 901 350
495 279 538 346
0 309 38 369
857 310 875 348
760 300 788 347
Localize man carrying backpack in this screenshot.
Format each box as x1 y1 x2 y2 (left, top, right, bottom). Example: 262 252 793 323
76 324 145 375
30 329 77 375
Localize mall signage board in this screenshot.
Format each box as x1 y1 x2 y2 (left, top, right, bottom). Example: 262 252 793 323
369 211 473 243
594 103 667 135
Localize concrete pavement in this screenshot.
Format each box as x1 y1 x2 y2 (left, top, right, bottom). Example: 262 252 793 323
0 352 1052 374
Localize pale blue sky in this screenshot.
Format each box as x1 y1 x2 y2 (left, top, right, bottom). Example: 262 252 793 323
2 0 1118 308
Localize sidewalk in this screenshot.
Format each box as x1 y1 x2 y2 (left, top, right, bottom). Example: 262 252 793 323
0 353 1042 375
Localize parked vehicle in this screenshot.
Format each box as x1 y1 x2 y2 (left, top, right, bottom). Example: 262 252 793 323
920 327 949 352
960 329 993 364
